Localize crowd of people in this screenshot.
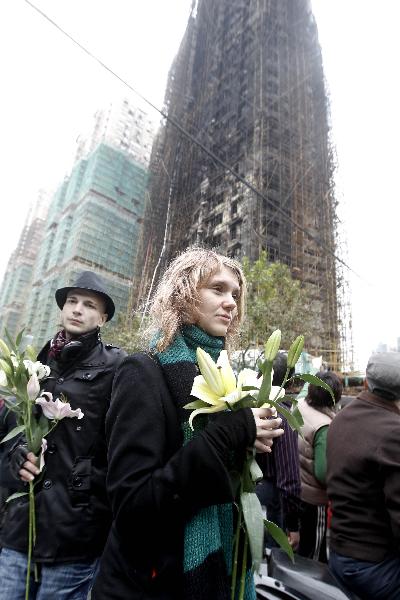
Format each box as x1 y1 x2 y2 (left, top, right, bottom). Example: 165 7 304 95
0 246 398 600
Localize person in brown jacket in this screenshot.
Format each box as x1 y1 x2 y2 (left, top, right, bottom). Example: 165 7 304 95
327 353 400 600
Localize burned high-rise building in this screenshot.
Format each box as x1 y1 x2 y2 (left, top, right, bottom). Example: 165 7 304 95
136 0 346 366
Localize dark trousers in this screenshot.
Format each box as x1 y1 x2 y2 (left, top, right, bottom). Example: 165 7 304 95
256 478 283 549
329 549 400 600
298 501 327 563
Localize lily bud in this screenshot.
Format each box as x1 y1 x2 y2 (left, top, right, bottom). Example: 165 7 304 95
196 347 225 396
27 373 40 400
287 335 304 368
0 339 11 358
0 370 7 387
264 329 281 362
0 358 12 377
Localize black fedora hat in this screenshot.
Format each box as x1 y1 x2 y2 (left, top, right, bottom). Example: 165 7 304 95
55 271 115 321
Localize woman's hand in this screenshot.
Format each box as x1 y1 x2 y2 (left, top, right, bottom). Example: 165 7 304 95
251 407 284 453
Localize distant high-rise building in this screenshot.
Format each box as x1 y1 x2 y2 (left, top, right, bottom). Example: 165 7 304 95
135 0 346 368
24 141 149 348
75 99 156 167
375 342 388 354
0 189 50 338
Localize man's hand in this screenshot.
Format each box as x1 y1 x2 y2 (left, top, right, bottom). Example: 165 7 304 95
287 530 300 551
10 445 40 482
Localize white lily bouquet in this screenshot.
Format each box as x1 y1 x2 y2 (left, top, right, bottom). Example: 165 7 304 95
0 330 83 600
184 330 333 599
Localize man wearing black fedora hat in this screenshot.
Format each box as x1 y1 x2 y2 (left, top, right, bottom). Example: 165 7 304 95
0 271 126 599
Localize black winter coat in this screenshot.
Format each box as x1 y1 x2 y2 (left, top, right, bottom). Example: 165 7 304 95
92 353 256 600
0 337 126 562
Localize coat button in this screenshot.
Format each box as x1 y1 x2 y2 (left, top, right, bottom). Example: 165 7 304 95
47 443 57 454
73 476 83 487
43 479 52 489
57 377 64 384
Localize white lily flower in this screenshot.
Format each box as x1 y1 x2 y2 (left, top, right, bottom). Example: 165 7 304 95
24 360 51 380
35 392 84 420
186 348 287 429
186 348 262 429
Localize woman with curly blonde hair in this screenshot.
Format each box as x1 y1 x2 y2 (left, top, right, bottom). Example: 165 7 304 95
93 247 283 600
147 246 246 353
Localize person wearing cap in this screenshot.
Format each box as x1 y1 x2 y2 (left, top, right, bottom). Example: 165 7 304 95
0 271 126 600
326 352 400 599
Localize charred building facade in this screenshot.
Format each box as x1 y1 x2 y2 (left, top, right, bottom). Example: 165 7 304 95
136 0 345 366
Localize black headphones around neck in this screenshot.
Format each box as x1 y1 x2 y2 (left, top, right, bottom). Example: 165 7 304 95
59 328 101 362
60 340 84 362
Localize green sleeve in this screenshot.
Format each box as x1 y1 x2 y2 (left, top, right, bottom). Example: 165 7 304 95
313 425 328 486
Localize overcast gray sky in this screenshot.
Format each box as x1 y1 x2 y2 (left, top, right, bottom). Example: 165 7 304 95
1 0 399 370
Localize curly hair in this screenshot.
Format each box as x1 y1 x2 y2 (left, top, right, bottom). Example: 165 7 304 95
146 246 246 352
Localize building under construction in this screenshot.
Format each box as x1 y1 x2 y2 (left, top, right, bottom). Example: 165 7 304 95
135 0 351 368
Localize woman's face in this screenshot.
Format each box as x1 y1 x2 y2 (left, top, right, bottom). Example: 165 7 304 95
194 266 240 337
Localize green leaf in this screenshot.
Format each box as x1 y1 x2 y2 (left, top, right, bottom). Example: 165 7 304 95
298 374 335 403
0 424 25 444
183 399 209 409
2 400 23 419
30 425 45 455
0 387 16 397
264 519 294 562
4 328 17 353
292 405 304 427
256 361 272 407
242 460 256 493
241 492 265 570
266 398 303 433
231 396 256 411
256 358 265 373
6 491 28 503
15 328 25 349
25 345 38 361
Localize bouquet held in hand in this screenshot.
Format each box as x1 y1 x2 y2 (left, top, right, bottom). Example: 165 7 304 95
185 329 334 600
0 330 84 600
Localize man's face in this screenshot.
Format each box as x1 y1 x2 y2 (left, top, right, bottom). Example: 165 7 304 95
60 290 107 338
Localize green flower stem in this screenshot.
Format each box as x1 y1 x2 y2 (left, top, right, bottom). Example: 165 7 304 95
238 531 248 600
231 502 242 600
272 367 291 404
25 482 35 600
32 485 38 583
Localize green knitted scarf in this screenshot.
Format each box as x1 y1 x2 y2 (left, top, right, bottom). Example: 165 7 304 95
155 325 255 600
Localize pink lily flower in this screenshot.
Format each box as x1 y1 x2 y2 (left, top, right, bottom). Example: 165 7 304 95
39 438 47 472
35 392 84 420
